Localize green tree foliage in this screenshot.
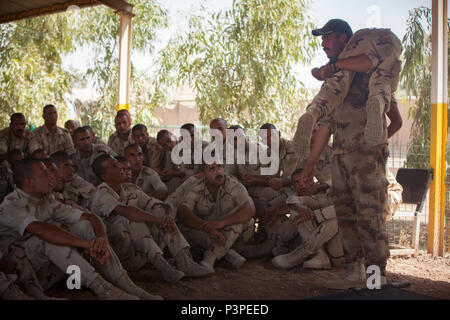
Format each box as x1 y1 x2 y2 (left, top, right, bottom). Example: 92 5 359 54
0 15 75 128
402 7 450 169
157 0 319 137
0 0 167 138
70 0 168 138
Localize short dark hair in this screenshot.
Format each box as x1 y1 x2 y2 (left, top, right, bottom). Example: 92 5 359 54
180 123 195 131
43 104 56 112
210 118 227 126
229 124 244 131
50 151 70 167
132 124 147 133
10 113 25 122
156 129 170 141
73 126 90 138
92 154 113 181
13 158 42 188
115 155 128 163
260 123 277 131
64 119 79 127
124 143 141 155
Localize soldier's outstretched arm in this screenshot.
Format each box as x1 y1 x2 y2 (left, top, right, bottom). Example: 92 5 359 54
386 99 402 138
177 205 207 230
113 205 164 224
26 221 90 250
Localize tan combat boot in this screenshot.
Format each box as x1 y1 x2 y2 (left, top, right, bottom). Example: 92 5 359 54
271 245 314 269
199 249 217 270
89 275 139 300
22 283 66 300
303 247 331 270
223 249 246 270
2 283 34 300
324 260 366 290
175 249 214 277
149 253 185 283
115 273 163 300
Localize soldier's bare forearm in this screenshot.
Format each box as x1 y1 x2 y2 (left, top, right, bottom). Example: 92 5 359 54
305 125 331 168
114 205 160 224
177 205 208 230
386 99 402 138
26 221 90 250
335 54 372 73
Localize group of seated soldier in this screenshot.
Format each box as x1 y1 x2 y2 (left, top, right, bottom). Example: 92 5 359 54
0 105 403 300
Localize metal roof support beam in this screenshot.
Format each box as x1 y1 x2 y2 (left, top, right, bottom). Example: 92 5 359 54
428 0 448 256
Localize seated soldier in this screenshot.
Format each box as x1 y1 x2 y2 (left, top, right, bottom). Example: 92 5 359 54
115 156 133 183
156 130 186 193
50 151 96 210
108 110 132 156
0 158 161 300
28 104 75 156
0 149 24 202
177 162 256 270
124 144 168 201
71 126 116 186
178 123 209 179
0 113 32 161
0 244 62 300
131 124 165 169
242 168 344 270
208 118 240 178
84 125 107 146
64 120 79 140
90 154 213 283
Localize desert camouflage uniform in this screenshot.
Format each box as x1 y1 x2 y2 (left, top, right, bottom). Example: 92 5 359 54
135 166 167 197
0 189 128 291
108 131 132 157
71 144 116 186
90 183 189 271
386 167 403 221
179 140 209 177
138 137 165 169
92 136 107 147
0 127 32 155
290 28 402 167
28 125 75 155
165 175 203 211
62 174 96 209
179 175 254 261
161 149 184 194
0 161 14 202
0 244 47 299
318 67 391 273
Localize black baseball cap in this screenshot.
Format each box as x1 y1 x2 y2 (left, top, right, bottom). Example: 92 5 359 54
312 19 353 40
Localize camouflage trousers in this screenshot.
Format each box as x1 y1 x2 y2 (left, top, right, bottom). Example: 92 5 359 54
0 244 44 296
105 208 189 272
21 220 126 290
332 145 390 272
179 219 255 261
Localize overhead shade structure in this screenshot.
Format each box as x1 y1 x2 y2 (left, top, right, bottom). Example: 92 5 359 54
0 0 134 112
429 0 448 256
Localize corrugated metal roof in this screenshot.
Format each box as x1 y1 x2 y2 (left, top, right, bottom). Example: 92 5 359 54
0 0 132 24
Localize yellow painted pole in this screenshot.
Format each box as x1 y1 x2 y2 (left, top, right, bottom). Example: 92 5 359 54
117 10 133 111
428 0 448 256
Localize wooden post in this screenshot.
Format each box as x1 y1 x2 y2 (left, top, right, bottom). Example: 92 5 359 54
117 10 133 111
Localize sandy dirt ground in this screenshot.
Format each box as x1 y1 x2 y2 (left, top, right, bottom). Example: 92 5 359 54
47 250 449 300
